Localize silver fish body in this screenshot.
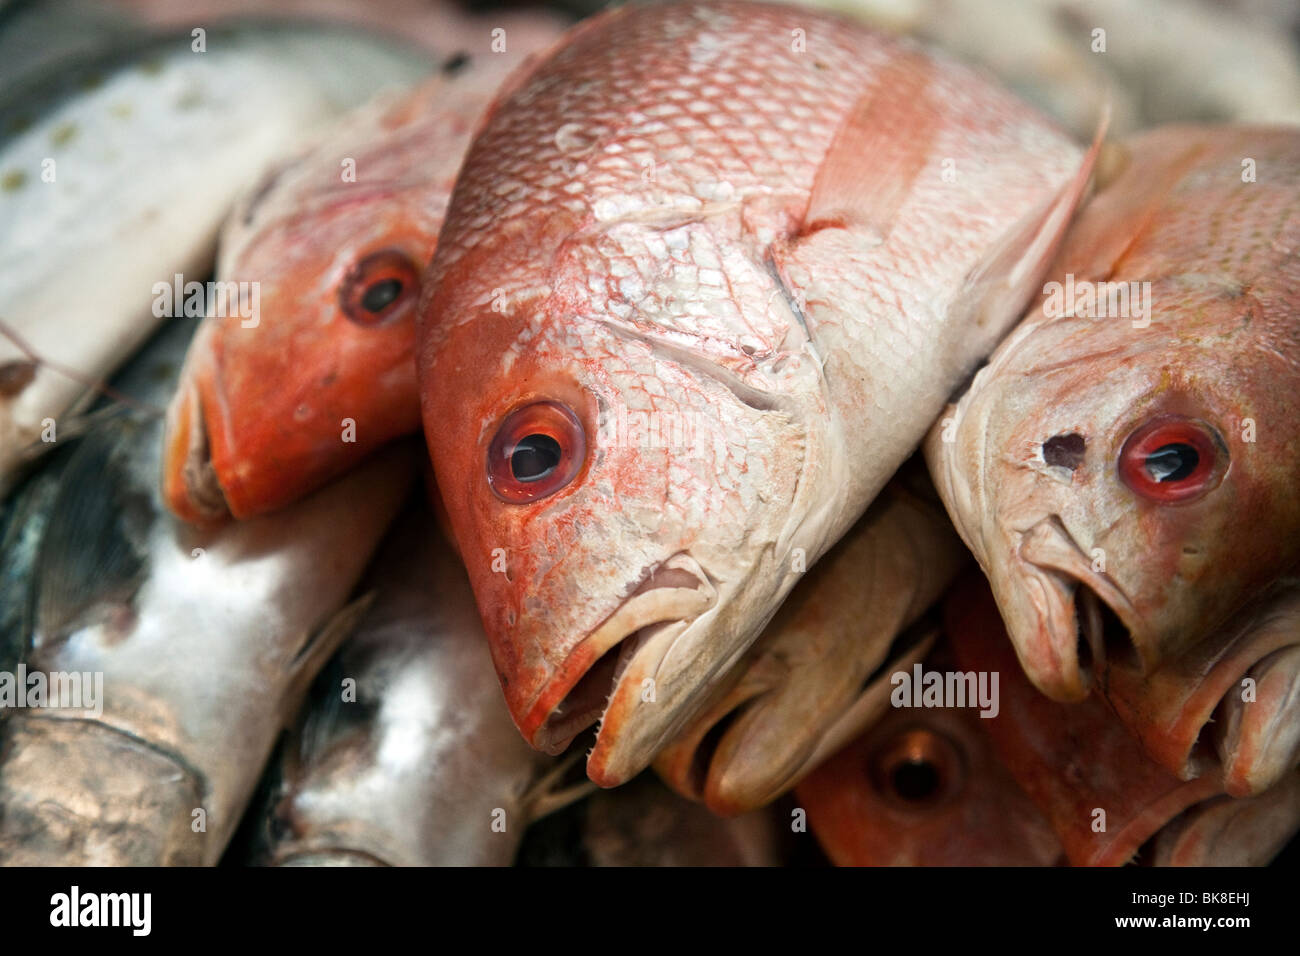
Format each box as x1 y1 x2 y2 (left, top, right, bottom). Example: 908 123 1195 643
0 318 413 865
258 506 559 867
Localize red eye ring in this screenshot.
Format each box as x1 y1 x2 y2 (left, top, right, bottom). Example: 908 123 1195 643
487 401 586 504
1118 417 1225 504
339 249 419 327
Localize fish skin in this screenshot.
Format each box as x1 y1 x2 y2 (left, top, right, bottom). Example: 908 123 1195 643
0 318 413 866
256 503 560 867
582 774 782 867
944 571 1300 867
160 43 549 523
795 636 1064 867
417 0 1092 786
1104 579 1300 798
0 21 432 497
654 467 966 815
925 124 1300 702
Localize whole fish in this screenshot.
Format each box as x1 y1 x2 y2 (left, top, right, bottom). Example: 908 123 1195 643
256 504 578 867
0 318 413 865
945 572 1300 866
1104 580 1300 797
654 467 965 815
794 639 1064 866
0 21 432 495
160 45 549 523
925 125 1300 703
417 0 1097 786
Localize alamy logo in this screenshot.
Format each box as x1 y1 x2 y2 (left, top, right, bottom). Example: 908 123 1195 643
1042 273 1152 329
0 665 103 718
152 273 260 327
890 665 1000 718
50 886 151 936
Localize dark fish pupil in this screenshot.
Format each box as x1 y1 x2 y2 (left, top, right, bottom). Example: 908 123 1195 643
511 435 562 482
891 759 941 802
1145 443 1198 483
362 278 403 314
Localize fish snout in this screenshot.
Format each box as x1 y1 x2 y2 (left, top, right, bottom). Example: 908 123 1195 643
1002 517 1145 701
161 376 233 526
517 554 717 781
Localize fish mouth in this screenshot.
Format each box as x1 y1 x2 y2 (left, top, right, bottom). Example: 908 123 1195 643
1138 772 1300 866
1213 644 1300 796
522 553 718 767
161 379 232 526
1105 585 1300 793
657 619 938 816
1011 516 1141 700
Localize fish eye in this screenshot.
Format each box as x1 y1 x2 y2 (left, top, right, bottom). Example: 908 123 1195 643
487 401 586 504
339 249 419 327
868 727 963 809
1118 417 1225 504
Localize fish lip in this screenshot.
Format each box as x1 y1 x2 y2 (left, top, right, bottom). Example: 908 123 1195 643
1085 776 1225 867
691 622 938 815
161 379 232 526
1012 516 1141 700
1215 643 1300 797
521 553 717 757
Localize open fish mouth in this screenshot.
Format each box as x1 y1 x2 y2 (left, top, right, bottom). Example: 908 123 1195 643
1105 586 1300 797
656 618 938 816
161 378 233 526
1012 516 1141 700
522 553 718 771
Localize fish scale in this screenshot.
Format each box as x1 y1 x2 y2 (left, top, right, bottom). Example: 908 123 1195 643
419 0 1096 786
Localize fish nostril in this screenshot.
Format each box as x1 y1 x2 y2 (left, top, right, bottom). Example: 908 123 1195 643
1043 433 1086 470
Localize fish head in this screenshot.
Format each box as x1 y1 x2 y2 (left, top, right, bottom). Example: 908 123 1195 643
927 126 1300 702
795 641 1064 866
420 219 827 787
162 178 435 523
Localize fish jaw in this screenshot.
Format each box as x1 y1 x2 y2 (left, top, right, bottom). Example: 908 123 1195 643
420 288 830 784
1105 582 1300 796
1149 773 1300 867
1215 644 1300 796
654 480 965 814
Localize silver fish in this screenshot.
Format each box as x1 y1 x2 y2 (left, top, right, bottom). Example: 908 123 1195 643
258 505 581 867
0 317 413 865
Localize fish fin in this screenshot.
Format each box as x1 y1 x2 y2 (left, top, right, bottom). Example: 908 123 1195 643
283 591 376 710
30 417 152 650
519 749 598 822
801 48 941 239
954 105 1110 332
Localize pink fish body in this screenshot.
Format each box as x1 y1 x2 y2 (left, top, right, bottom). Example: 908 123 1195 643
418 0 1095 785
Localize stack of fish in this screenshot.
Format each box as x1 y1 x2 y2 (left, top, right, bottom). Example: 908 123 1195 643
1 0 1298 867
